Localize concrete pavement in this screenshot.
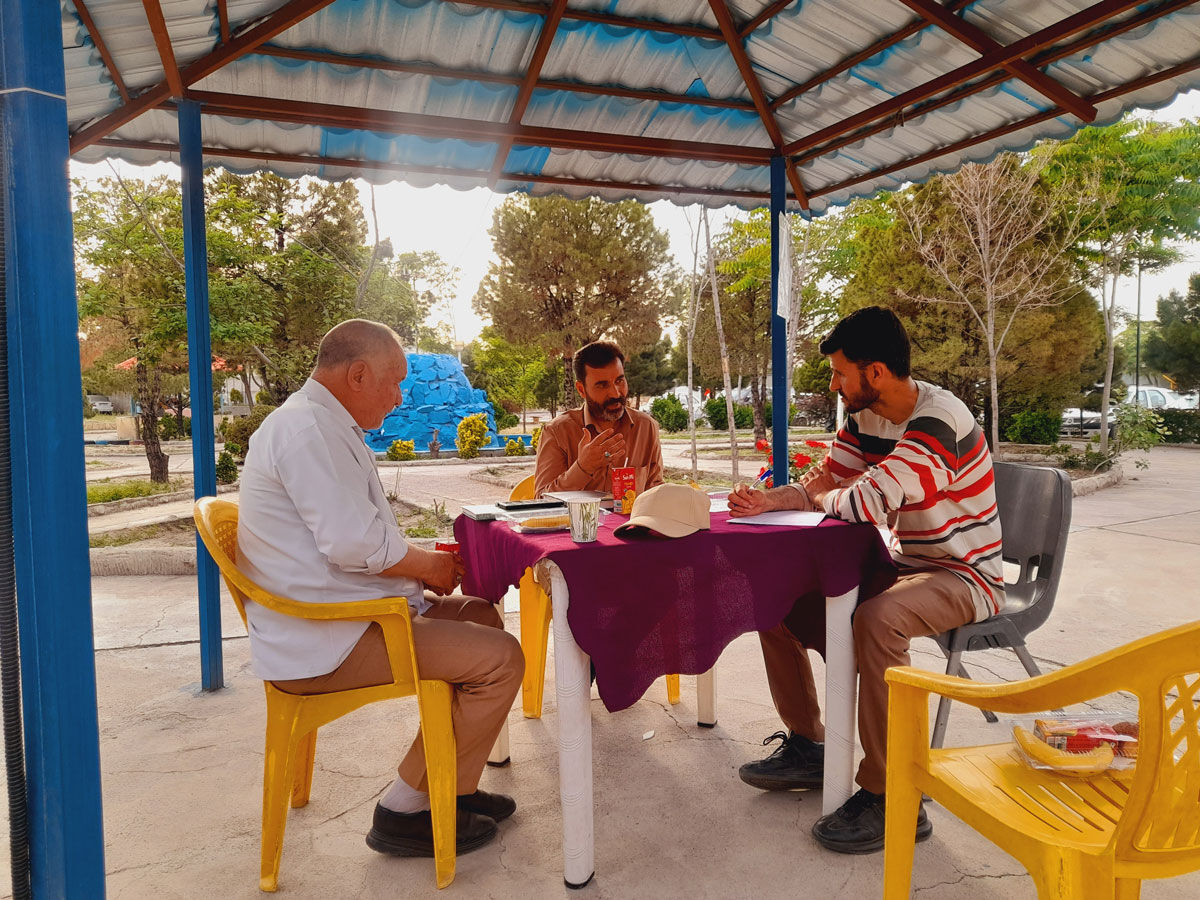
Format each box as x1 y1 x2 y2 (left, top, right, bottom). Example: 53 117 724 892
20 446 1200 898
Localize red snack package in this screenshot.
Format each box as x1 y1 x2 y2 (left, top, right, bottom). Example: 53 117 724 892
611 467 636 514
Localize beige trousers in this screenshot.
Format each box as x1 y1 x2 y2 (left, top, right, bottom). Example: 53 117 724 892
759 568 976 794
274 593 524 795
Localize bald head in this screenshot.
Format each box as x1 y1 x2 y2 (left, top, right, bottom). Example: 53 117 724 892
316 319 404 372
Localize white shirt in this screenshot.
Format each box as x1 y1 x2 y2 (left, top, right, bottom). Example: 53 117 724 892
236 379 428 680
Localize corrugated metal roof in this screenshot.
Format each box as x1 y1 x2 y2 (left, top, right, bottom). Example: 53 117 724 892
63 0 1200 213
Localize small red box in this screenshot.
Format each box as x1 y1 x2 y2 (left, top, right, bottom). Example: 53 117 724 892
435 542 460 553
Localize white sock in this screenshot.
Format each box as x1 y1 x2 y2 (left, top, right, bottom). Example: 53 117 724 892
379 777 430 814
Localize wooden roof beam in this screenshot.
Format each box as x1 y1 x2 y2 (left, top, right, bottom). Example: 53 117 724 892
489 0 565 186
782 0 1143 157
739 0 794 38
253 45 757 111
93 137 774 204
69 0 130 102
448 0 723 40
811 53 1200 200
70 0 338 152
141 0 184 97
895 0 1095 122
183 90 773 165
770 0 972 110
709 0 808 208
216 0 229 43
794 0 1192 166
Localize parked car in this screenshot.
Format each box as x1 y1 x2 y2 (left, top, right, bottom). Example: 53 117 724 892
1127 385 1189 410
1179 391 1199 410
1060 405 1115 437
86 394 113 414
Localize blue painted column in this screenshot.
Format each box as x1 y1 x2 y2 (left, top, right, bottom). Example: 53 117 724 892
178 99 223 690
1 0 107 895
769 157 788 486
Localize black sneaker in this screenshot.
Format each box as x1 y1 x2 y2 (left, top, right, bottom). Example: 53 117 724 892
738 731 824 790
811 788 932 855
366 804 498 857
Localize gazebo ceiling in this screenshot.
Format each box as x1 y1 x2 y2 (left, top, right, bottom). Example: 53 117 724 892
62 0 1200 213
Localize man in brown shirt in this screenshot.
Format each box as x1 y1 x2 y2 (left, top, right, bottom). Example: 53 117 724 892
534 341 665 497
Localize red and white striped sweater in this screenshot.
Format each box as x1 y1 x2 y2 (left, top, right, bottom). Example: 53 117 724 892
820 381 1005 621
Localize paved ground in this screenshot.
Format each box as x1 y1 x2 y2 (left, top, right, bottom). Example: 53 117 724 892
29 445 1200 898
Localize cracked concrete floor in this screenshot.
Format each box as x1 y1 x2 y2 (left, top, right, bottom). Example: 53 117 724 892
6 447 1200 898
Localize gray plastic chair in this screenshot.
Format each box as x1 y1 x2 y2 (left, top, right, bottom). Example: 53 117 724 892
929 461 1072 749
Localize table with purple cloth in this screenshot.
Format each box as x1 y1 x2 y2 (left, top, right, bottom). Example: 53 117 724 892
454 509 898 888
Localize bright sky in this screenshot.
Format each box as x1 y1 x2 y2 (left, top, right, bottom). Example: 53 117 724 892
73 90 1199 342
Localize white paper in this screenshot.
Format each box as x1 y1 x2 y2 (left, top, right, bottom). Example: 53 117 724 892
728 510 826 527
708 498 730 512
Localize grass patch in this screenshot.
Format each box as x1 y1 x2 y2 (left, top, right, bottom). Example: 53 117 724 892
89 521 193 548
405 523 438 538
87 479 181 505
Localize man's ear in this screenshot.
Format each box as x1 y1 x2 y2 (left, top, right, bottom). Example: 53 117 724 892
575 380 586 398
346 359 370 391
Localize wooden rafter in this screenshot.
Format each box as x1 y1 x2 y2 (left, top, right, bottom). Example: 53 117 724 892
488 0 568 186
254 45 757 111
793 0 1191 168
811 53 1200 200
739 0 794 38
895 0 1095 122
94 137 773 204
446 0 723 40
770 0 972 110
70 0 338 152
142 0 184 97
217 0 229 42
709 0 809 208
781 0 1143 157
69 0 130 102
183 90 772 165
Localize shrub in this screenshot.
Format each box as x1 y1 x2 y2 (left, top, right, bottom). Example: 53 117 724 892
160 415 191 440
705 396 757 430
531 425 542 452
229 388 244 404
386 439 417 461
455 412 489 459
733 404 754 429
505 438 527 456
255 389 273 406
1004 409 1062 445
761 402 798 427
1159 409 1200 444
650 394 689 433
491 398 519 431
215 451 239 485
83 395 96 419
223 405 276 460
86 479 175 505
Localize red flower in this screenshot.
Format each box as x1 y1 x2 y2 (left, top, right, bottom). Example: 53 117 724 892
755 438 769 452
791 452 812 469
764 477 774 489
805 439 827 449
758 466 767 478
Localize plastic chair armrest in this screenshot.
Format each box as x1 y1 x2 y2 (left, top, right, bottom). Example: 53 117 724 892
248 589 413 622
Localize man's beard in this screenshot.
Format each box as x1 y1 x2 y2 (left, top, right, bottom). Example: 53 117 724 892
587 396 626 423
841 383 880 414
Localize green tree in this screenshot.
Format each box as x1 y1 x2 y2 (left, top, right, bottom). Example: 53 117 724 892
625 337 676 408
463 327 551 431
474 195 676 407
1144 273 1200 391
1046 119 1200 451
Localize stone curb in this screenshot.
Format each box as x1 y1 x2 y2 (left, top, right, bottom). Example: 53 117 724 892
87 482 239 518
1070 465 1124 496
374 455 533 467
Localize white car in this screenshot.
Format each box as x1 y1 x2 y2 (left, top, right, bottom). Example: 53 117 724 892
87 394 114 414
1127 385 1189 410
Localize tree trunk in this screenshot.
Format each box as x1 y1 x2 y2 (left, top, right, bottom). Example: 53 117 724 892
750 379 766 441
561 348 576 410
241 371 254 408
136 362 170 484
703 208 739 481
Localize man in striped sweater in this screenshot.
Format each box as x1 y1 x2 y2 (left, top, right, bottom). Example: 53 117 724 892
729 306 1004 854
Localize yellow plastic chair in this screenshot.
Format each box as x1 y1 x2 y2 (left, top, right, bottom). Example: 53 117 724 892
883 619 1200 900
194 497 459 891
510 474 680 717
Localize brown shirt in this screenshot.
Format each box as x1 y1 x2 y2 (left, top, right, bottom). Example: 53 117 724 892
534 405 665 497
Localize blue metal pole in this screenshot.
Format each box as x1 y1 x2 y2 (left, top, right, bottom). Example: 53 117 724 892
769 157 788 486
1 0 107 895
178 99 223 691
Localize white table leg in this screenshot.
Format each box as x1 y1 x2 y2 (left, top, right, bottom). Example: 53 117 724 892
487 719 510 766
544 562 595 888
696 667 716 727
822 587 859 816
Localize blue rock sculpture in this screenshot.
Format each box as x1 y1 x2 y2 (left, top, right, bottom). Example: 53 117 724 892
362 353 500 453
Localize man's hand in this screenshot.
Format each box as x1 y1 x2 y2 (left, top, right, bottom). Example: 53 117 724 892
424 549 464 596
728 483 813 516
576 428 627 475
804 467 841 508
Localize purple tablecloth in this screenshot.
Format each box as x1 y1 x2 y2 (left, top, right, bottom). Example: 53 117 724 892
455 511 898 712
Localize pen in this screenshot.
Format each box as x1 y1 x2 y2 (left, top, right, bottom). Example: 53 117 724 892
751 468 772 491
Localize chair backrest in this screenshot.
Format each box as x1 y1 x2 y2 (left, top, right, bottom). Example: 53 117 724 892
193 496 254 630
510 475 536 501
1103 620 1200 869
992 461 1072 634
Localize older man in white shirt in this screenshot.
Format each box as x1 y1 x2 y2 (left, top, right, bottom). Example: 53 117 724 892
237 319 523 859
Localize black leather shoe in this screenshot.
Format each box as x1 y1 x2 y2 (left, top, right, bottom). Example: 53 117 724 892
739 731 824 790
366 804 497 857
811 788 932 855
457 789 516 822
